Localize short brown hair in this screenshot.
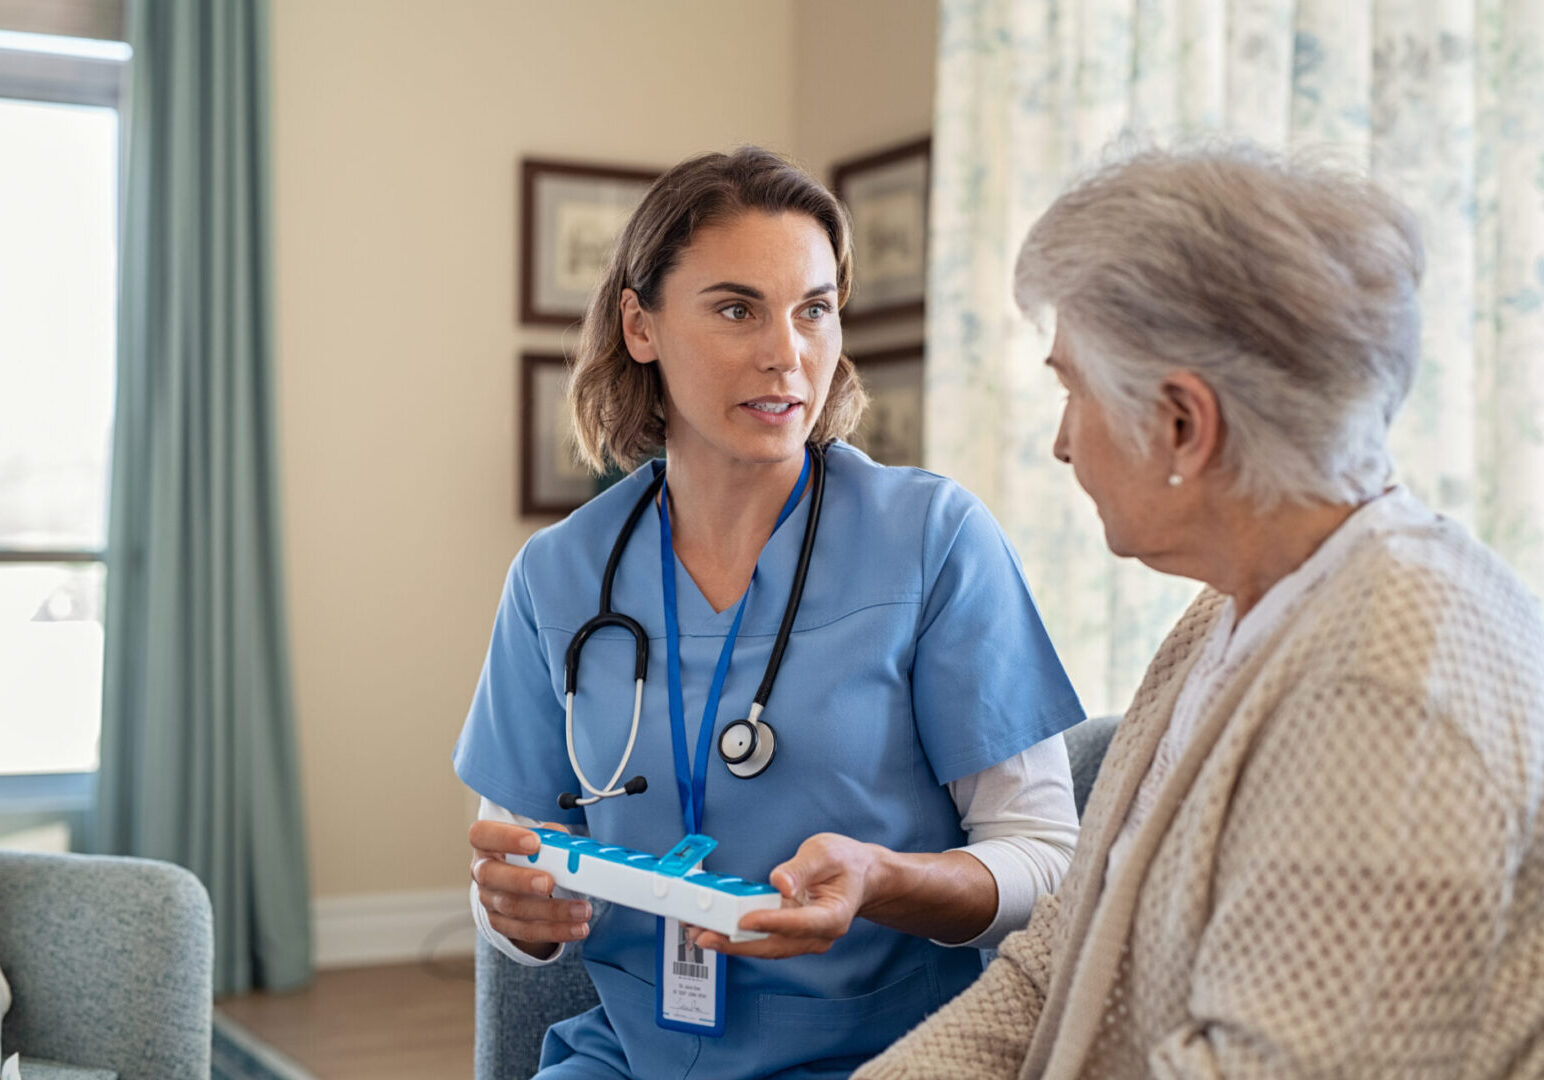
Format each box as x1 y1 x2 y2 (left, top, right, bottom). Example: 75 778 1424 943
569 146 867 473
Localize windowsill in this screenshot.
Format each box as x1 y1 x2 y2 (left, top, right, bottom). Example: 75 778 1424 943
0 770 95 815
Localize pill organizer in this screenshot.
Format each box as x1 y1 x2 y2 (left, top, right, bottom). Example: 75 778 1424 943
508 830 782 943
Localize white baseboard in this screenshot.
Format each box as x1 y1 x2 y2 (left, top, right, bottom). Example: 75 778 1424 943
312 886 477 969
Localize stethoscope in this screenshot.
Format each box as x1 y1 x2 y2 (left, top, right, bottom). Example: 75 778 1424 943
557 445 826 810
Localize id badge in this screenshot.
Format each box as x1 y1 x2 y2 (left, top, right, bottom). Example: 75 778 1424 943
656 916 726 1036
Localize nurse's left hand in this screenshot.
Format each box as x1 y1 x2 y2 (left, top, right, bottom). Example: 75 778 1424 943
690 832 882 958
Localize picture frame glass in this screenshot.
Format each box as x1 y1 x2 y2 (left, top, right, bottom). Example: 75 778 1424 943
845 156 928 313
532 173 653 315
833 139 931 323
524 356 594 514
520 160 660 326
852 352 924 468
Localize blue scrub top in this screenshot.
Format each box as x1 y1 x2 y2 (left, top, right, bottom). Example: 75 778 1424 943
454 442 1083 1079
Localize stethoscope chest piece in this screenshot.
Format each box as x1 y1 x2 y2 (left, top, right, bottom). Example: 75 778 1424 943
718 716 776 779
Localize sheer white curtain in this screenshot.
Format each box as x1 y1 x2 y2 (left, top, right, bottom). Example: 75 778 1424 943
928 0 1544 715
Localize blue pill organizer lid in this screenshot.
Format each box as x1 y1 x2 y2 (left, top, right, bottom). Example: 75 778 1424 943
529 827 779 897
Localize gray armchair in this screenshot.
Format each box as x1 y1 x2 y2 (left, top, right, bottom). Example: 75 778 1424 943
1064 714 1119 815
0 850 214 1080
474 714 1120 1080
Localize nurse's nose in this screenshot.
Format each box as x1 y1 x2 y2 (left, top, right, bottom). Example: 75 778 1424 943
1052 411 1071 464
760 316 802 373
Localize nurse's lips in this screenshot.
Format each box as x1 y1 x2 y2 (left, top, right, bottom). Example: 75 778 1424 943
739 396 803 425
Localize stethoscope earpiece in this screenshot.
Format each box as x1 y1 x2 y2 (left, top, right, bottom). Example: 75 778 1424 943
718 715 776 779
558 774 647 810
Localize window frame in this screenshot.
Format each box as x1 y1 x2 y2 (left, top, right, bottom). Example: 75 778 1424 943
0 30 126 847
0 42 122 106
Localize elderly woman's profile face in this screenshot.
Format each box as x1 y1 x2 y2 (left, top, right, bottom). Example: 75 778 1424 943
1047 325 1173 559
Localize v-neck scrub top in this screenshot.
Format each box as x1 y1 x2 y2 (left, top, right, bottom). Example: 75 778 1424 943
454 441 1084 1080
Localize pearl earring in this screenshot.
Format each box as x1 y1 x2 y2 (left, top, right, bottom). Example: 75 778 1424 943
1167 473 1183 487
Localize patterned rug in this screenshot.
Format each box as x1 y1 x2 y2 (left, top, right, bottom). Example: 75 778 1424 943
212 1013 317 1080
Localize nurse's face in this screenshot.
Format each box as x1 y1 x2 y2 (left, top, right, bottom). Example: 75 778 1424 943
1047 324 1173 559
620 211 842 470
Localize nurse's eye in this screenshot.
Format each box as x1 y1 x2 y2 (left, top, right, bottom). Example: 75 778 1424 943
718 302 752 321
800 301 833 321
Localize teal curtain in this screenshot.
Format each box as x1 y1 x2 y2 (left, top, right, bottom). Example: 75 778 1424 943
96 0 311 995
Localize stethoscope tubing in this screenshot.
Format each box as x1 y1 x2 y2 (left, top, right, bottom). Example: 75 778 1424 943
752 442 825 711
560 446 826 806
563 468 667 696
563 680 644 805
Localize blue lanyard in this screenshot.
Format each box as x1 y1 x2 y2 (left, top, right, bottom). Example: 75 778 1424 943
658 450 811 836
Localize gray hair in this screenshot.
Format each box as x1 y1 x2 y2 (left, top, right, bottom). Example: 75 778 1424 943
1014 142 1425 507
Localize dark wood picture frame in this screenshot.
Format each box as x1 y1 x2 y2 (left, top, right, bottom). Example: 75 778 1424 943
850 345 924 467
519 352 594 516
519 158 661 327
831 137 931 326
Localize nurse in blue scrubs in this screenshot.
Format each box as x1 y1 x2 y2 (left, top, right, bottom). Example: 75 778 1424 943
455 147 1085 1079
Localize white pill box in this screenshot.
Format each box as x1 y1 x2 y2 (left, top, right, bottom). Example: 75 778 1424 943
508 829 783 943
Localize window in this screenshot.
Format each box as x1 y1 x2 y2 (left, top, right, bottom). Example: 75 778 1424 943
0 23 128 840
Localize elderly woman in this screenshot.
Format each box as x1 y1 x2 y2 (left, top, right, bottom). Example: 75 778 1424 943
857 145 1544 1079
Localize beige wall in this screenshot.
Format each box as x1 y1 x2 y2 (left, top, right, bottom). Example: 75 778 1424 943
270 0 936 900
793 0 938 184
795 0 938 356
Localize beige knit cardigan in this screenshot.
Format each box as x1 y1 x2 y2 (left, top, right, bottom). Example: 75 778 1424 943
857 498 1544 1079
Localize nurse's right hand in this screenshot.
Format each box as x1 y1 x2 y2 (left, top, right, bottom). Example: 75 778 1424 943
469 820 593 960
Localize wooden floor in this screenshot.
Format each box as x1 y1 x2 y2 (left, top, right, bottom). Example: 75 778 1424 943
217 958 476 1079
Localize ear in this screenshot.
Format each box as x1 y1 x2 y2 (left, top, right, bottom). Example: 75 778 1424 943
619 289 658 365
1157 370 1222 480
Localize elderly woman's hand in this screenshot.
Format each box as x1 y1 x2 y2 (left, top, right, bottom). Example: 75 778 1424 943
691 831 999 957
690 832 882 958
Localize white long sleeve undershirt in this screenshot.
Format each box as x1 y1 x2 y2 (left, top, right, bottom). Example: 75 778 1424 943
470 735 1079 966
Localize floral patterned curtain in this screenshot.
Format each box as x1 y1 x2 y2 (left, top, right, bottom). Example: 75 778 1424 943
928 0 1544 716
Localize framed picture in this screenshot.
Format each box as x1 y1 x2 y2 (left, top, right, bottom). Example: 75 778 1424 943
519 353 594 516
851 346 924 467
831 137 931 325
519 158 660 326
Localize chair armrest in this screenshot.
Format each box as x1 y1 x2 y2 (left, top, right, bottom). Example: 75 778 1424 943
1064 714 1120 818
0 851 212 1080
475 935 599 1080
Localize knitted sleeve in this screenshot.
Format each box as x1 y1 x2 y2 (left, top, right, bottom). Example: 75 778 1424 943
1149 676 1520 1077
854 891 1062 1079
